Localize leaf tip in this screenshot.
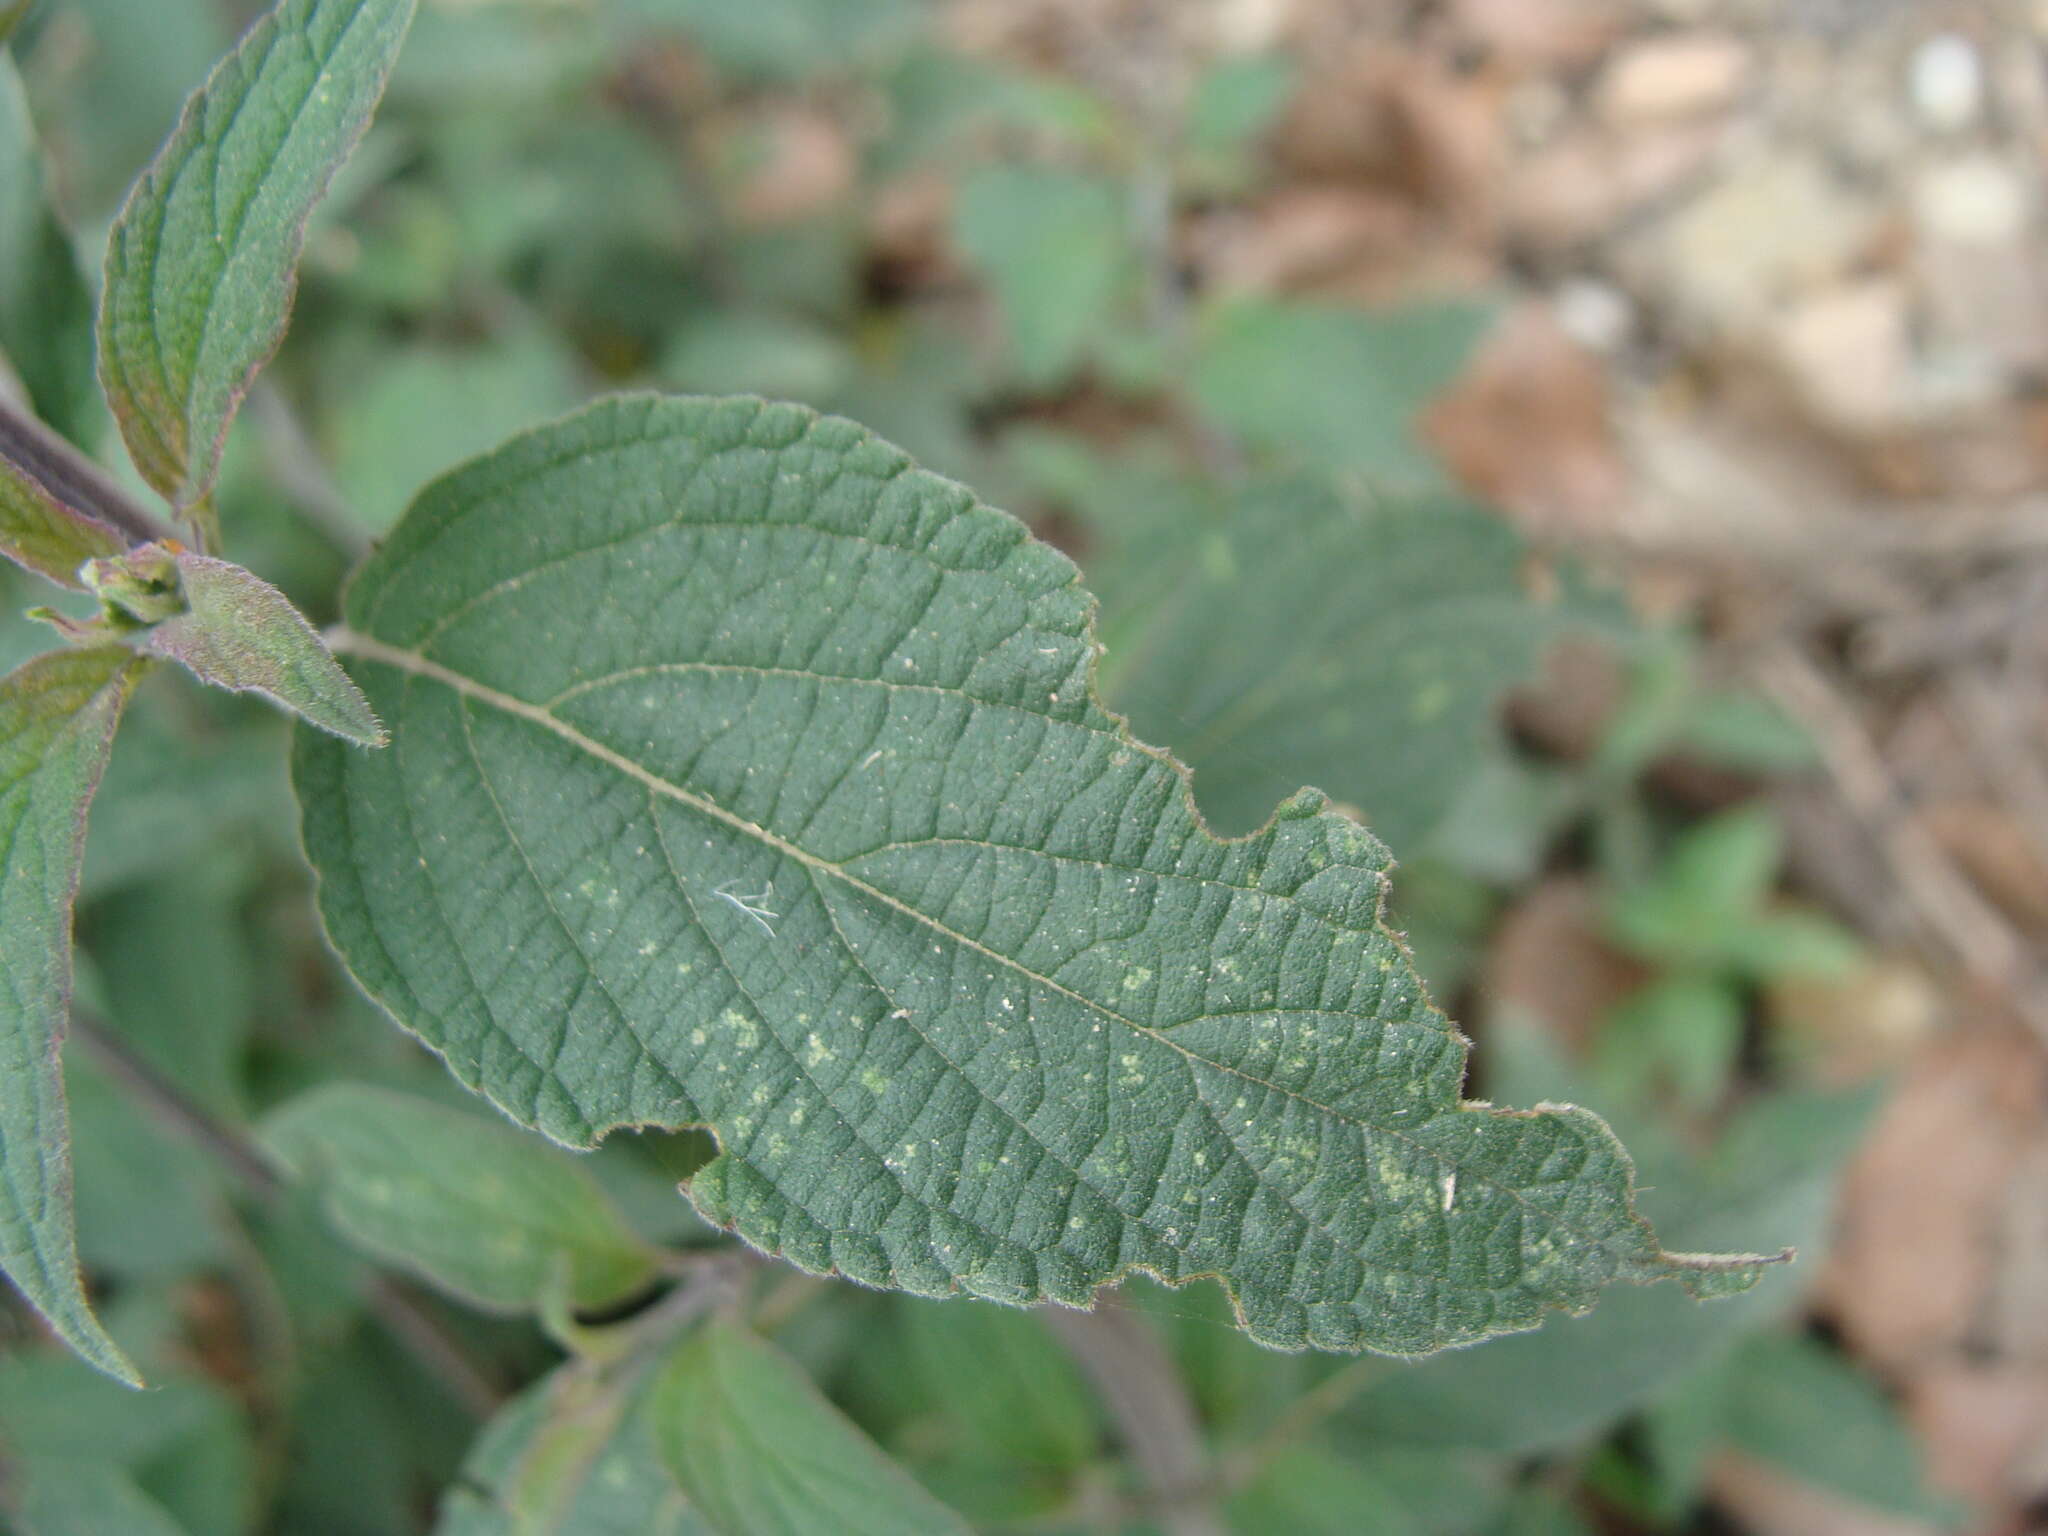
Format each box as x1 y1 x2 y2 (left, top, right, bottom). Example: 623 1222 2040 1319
1660 1245 1796 1301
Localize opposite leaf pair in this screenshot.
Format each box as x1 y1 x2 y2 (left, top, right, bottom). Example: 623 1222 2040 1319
0 0 412 1382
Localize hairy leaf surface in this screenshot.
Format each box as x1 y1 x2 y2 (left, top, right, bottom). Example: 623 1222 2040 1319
97 0 417 509
0 646 145 1385
296 396 1764 1355
130 551 385 745
0 414 130 590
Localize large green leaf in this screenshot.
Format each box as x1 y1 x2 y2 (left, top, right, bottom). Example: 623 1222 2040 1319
1717 1333 1959 1523
261 1083 658 1314
296 396 1765 1356
0 646 145 1386
1075 464 1624 847
97 0 417 510
1337 1025 1878 1456
649 1319 971 1536
1191 297 1490 482
0 56 100 447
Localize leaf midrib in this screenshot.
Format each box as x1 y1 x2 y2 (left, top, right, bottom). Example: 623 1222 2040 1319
334 629 1641 1269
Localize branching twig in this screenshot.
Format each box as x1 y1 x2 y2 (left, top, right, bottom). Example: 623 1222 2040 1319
68 1009 506 1416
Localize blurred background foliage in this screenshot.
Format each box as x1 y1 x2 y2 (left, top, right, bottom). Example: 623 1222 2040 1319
1 0 2025 1531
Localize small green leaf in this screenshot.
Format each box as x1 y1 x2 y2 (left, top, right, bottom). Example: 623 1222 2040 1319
1595 976 1744 1113
0 645 146 1386
97 0 418 509
297 397 1768 1357
261 1083 658 1314
649 1318 972 1536
0 55 102 445
103 550 386 745
436 1364 704 1536
1192 297 1490 481
1185 53 1296 158
0 420 131 589
953 165 1129 388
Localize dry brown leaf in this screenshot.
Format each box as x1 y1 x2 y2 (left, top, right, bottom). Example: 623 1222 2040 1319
1425 301 1628 539
1446 0 1623 70
1767 956 1943 1085
1194 185 1420 293
1907 1363 2048 1512
726 107 856 228
1504 118 1728 252
1707 1451 1944 1536
1479 874 1645 1055
1920 802 2048 940
1591 33 1752 128
1820 1024 2048 1373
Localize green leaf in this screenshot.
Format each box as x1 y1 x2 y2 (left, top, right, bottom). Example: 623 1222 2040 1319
437 1362 706 1536
1605 806 1785 950
1084 472 1625 847
896 1296 1100 1471
619 0 922 84
1487 1488 1597 1536
115 549 385 745
97 0 418 510
1719 1332 1959 1522
1339 1029 1878 1455
0 56 101 446
6 1461 195 1536
1228 1444 1508 1536
953 165 1129 388
261 1083 658 1313
1184 53 1296 159
0 645 145 1386
1595 976 1744 1113
67 1053 233 1283
296 396 1765 1356
0 410 132 589
1191 297 1491 481
648 1318 971 1536
329 333 583 536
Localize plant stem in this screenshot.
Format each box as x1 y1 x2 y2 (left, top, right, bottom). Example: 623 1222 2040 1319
68 1008 506 1416
1047 1296 1225 1536
0 396 177 548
